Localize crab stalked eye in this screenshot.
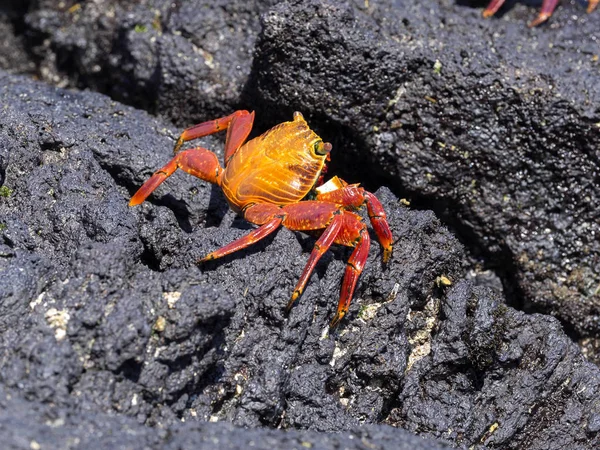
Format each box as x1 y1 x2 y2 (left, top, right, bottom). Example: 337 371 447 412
314 141 332 156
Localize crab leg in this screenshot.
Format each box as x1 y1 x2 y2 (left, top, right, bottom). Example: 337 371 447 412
130 111 256 206
172 110 255 166
482 0 507 18
589 0 599 13
329 228 370 329
129 147 222 206
316 184 393 263
198 202 341 264
280 203 373 327
528 0 559 27
286 212 343 311
198 203 282 262
364 191 393 262
277 202 373 328
199 217 283 262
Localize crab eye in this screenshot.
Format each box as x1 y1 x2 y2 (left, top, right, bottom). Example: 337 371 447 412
314 141 331 156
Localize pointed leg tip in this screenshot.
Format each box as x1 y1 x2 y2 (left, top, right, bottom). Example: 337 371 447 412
128 195 144 207
286 291 301 312
482 10 494 18
383 248 392 265
197 254 213 264
173 138 184 155
528 13 549 27
329 313 345 330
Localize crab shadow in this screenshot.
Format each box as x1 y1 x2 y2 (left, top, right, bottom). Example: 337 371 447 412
156 184 231 233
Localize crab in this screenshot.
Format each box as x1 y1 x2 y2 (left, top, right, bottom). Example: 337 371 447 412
483 0 598 27
129 111 393 328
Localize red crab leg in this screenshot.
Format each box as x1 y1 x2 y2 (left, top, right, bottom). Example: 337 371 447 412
528 0 559 27
129 147 222 206
316 184 393 263
483 0 569 27
198 203 282 262
482 0 506 18
199 217 283 262
589 0 599 13
198 202 342 263
364 191 393 262
198 200 373 328
172 110 255 166
286 212 344 311
329 227 371 329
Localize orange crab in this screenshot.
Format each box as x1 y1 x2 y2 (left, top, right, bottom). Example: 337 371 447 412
129 111 393 328
483 0 598 26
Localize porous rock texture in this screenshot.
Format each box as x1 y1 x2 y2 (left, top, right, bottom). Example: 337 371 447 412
1 0 600 449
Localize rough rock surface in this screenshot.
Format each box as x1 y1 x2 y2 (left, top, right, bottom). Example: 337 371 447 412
247 0 600 338
13 0 278 124
1 0 600 449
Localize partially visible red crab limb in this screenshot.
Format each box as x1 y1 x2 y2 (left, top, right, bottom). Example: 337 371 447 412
199 218 283 262
329 227 371 329
200 200 345 264
199 202 282 262
172 110 253 155
483 0 576 26
316 183 393 263
528 0 559 27
286 212 344 311
364 192 393 263
589 0 599 13
129 147 222 206
482 0 506 18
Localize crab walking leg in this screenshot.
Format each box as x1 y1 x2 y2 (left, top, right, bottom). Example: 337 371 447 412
172 110 255 166
316 184 393 263
198 203 282 262
198 217 283 262
482 0 506 18
364 191 392 263
223 111 255 165
199 202 344 264
329 227 371 329
286 213 344 311
589 0 599 13
528 0 559 27
129 147 222 206
197 199 373 327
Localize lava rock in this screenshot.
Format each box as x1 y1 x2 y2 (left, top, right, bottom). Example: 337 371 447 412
246 0 600 337
17 0 278 124
1 0 600 448
2 70 600 448
0 70 459 447
0 385 454 450
4 0 598 337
